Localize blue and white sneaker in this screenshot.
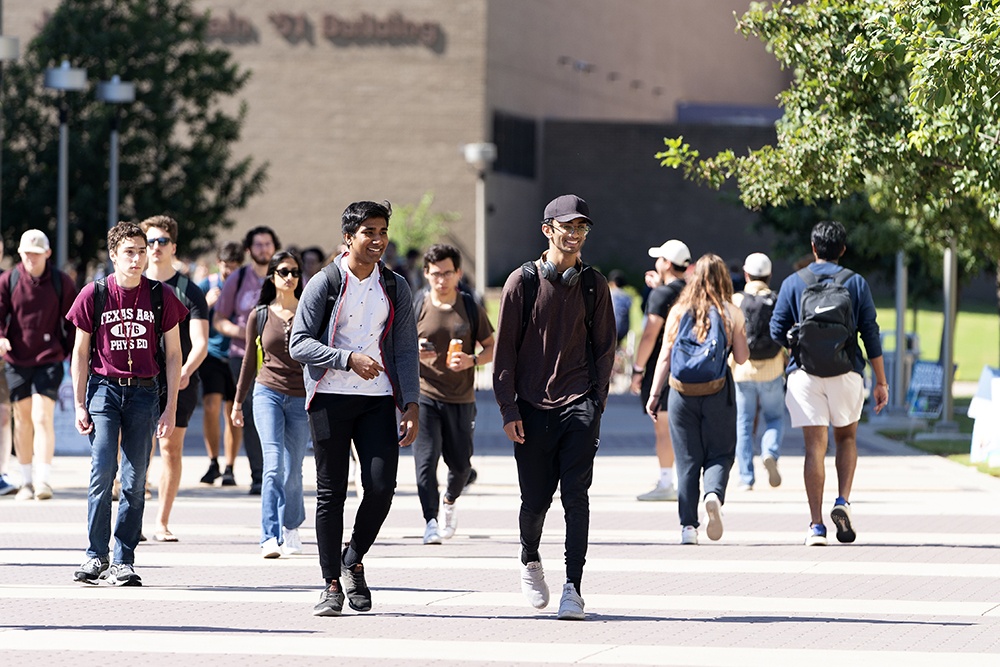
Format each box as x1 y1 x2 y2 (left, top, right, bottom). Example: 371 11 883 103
0 474 17 496
831 498 856 543
805 523 827 546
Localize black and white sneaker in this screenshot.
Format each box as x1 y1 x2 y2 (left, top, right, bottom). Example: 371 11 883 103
313 581 345 617
74 556 109 584
105 563 142 587
341 551 372 612
831 501 856 543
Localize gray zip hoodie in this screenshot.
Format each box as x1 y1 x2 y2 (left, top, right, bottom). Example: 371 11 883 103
289 257 420 410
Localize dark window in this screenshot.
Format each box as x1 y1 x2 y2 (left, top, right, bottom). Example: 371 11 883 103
492 111 536 179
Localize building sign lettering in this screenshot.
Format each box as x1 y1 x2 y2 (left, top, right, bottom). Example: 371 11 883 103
323 12 441 49
207 10 258 44
269 13 312 44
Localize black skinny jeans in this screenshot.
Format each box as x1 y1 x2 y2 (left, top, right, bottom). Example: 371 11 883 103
413 397 475 522
309 393 399 582
514 395 601 589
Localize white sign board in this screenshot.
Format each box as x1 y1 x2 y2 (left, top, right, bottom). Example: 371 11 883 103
968 366 1000 468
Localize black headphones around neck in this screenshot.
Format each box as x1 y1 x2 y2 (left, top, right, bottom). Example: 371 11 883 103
539 251 583 286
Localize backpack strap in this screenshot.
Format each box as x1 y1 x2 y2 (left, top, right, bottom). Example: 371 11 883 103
172 273 192 311
461 289 480 344
90 278 109 369
519 262 539 349
254 303 269 339
581 265 598 389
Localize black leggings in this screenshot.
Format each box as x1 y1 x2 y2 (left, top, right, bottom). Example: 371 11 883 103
514 395 601 591
309 393 398 582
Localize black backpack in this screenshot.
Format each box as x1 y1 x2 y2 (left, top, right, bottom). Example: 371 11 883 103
412 286 481 344
787 268 857 377
92 278 166 394
519 261 598 388
8 267 72 356
739 289 782 360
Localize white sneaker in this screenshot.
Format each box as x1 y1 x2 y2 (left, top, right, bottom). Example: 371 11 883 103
636 483 677 501
681 525 698 545
439 502 457 539
34 482 53 500
704 492 724 541
261 537 282 559
519 556 549 609
423 519 442 545
15 484 34 501
557 582 585 620
762 456 782 487
282 527 302 555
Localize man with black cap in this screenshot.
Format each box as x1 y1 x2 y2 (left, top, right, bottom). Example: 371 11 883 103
493 194 616 620
629 239 690 502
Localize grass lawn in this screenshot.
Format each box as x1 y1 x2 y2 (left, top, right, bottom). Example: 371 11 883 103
875 299 999 381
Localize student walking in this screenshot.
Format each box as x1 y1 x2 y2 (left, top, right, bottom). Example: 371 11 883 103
493 194 616 620
67 221 186 586
289 200 419 617
0 230 77 501
413 243 494 544
646 254 749 546
232 250 308 558
770 221 888 545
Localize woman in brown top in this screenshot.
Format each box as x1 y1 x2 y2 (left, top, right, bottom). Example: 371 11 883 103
232 250 308 558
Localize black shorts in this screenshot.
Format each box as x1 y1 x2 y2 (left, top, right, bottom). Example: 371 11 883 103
175 376 201 429
639 368 669 414
198 354 236 402
6 362 64 403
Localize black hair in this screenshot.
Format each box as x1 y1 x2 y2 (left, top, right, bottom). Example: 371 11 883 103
243 226 282 252
342 200 392 237
811 220 847 261
607 269 627 288
218 241 245 264
422 243 461 271
257 250 303 306
301 246 325 263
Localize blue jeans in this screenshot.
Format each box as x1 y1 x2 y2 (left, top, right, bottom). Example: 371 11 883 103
85 377 161 564
253 384 308 544
735 376 786 486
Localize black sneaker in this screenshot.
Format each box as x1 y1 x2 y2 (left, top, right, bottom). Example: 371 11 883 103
341 552 372 612
831 502 856 543
248 481 262 496
313 581 345 617
74 556 109 584
464 467 478 489
105 563 142 587
220 466 237 486
200 461 221 485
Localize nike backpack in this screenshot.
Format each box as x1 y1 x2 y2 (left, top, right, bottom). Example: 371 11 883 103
786 268 856 377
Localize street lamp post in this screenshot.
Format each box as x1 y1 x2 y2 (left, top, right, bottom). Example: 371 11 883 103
43 60 87 271
463 142 497 292
97 75 135 234
0 35 20 239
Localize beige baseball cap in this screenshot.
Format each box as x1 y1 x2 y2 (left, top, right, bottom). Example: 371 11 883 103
18 229 51 254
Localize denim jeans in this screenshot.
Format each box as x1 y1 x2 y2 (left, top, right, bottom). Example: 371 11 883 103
85 377 161 564
252 384 309 544
735 376 786 486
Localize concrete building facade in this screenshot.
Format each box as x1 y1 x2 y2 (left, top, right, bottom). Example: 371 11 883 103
5 0 788 286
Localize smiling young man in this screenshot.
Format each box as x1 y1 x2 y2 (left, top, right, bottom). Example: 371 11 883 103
493 194 616 620
141 216 210 542
213 226 280 494
67 221 186 586
0 230 77 501
290 200 419 617
413 243 494 544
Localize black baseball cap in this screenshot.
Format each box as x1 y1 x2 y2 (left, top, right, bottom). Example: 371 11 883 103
543 194 593 224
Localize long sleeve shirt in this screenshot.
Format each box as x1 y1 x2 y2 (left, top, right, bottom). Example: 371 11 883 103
0 262 77 366
492 263 616 425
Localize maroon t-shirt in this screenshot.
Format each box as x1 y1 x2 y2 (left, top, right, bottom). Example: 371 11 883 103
66 275 188 378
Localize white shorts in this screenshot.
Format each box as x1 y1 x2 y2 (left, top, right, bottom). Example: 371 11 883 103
785 369 864 428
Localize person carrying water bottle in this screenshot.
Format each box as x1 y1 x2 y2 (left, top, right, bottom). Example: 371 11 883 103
645 254 749 546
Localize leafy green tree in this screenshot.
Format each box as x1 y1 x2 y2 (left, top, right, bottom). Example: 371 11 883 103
388 192 458 256
1 0 267 270
656 0 1000 283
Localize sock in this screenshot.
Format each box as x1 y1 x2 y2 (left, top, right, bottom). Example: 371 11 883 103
37 463 51 485
659 468 674 488
20 464 32 486
210 457 218 466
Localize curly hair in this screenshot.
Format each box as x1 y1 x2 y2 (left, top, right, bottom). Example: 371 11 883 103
107 221 146 255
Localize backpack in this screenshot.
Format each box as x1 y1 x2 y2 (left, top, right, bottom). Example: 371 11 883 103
519 261 598 388
786 267 857 377
668 307 729 396
253 303 269 371
739 289 782 360
412 286 481 344
92 278 165 395
8 267 72 356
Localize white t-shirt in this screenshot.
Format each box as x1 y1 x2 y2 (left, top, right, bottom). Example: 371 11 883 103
316 257 392 396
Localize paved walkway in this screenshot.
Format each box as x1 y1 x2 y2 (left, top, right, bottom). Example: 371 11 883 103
2 392 999 665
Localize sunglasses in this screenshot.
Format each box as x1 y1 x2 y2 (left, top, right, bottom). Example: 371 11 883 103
146 236 172 247
275 268 301 279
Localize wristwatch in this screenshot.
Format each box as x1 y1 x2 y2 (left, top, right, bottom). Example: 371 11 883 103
632 365 644 375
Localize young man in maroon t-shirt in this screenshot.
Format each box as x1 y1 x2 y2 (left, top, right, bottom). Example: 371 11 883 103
66 222 187 586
